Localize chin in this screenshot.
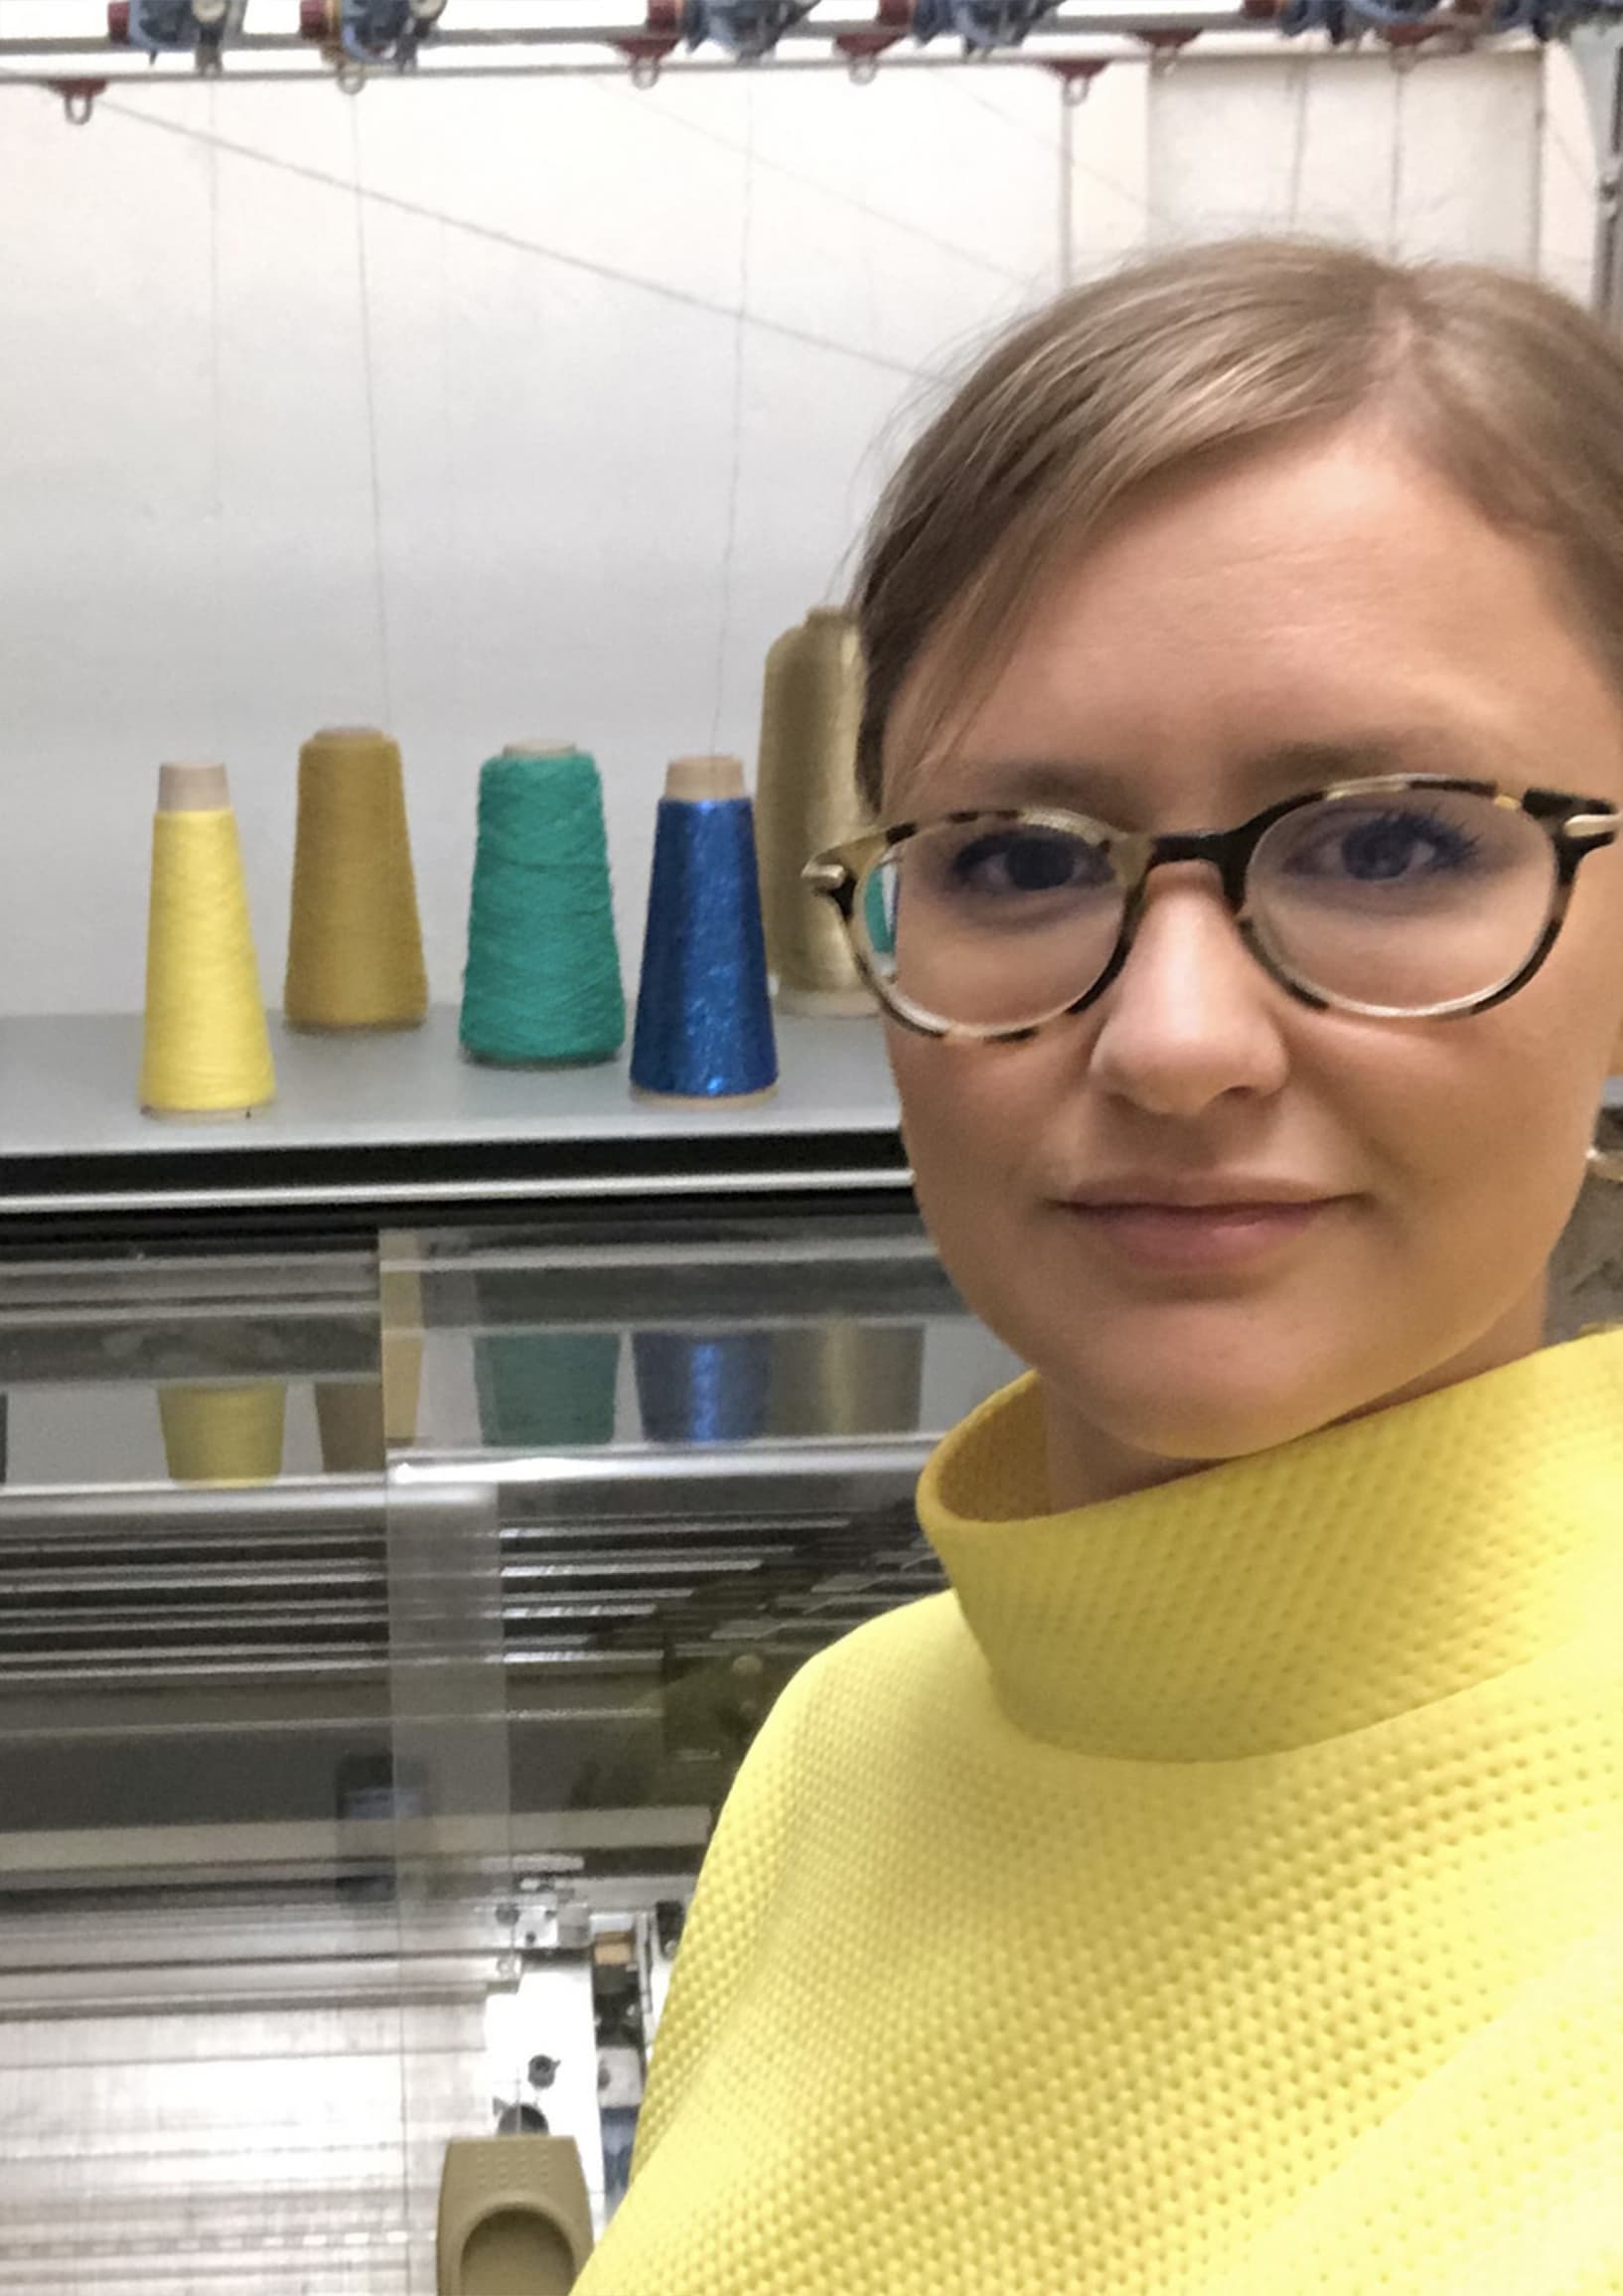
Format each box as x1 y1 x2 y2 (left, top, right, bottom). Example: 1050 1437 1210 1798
1029 1320 1414 1468
1066 1375 1354 1467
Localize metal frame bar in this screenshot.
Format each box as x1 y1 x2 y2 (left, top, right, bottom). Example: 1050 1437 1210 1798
0 6 1549 93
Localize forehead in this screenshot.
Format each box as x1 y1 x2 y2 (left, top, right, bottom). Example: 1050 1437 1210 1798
885 426 1623 823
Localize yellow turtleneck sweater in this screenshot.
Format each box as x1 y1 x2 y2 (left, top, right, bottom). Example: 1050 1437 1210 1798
578 1332 1623 2294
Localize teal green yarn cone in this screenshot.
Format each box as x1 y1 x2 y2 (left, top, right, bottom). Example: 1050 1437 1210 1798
460 744 627 1065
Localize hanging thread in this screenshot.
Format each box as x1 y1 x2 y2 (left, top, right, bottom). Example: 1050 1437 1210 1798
284 725 428 1031
159 1381 286 1485
630 756 778 1104
475 1332 623 1450
634 1329 772 1445
460 745 626 1066
139 762 277 1119
754 606 876 1017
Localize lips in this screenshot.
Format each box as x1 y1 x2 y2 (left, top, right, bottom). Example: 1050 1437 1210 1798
1065 1177 1332 1211
1059 1190 1338 1274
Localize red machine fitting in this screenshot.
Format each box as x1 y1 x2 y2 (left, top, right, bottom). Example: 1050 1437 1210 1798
834 0 915 67
614 0 685 70
1045 55 1107 92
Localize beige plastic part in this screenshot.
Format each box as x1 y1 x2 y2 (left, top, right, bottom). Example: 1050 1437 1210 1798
436 2136 595 2296
665 754 745 801
157 762 229 812
503 741 577 759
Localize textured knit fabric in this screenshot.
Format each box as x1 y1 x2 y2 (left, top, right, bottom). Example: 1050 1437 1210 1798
577 1332 1623 2294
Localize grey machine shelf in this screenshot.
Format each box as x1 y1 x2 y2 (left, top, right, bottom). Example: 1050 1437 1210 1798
0 1019 1018 2287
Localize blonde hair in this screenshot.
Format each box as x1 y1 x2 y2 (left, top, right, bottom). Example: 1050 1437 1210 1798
853 236 1623 809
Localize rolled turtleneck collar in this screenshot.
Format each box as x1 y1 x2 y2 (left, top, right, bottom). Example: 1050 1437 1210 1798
917 1330 1623 1763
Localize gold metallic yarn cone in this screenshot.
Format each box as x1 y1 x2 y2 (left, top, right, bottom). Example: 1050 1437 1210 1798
284 726 428 1031
139 764 276 1118
754 607 876 1017
159 1382 287 1485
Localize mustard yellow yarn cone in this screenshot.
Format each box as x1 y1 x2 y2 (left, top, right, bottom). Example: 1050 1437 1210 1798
139 763 276 1118
754 606 875 1017
284 725 428 1031
159 1382 286 1485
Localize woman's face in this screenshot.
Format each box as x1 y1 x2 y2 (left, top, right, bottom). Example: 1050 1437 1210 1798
883 424 1623 1506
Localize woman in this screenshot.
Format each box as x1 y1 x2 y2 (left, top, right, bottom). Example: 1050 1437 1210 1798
579 239 1623 2292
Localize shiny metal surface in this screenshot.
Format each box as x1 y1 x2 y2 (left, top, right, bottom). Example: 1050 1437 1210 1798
0 1198 1016 2284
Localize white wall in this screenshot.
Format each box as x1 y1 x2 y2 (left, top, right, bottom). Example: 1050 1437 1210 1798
0 41 1598 1018
0 65 1071 1017
1148 48 1540 258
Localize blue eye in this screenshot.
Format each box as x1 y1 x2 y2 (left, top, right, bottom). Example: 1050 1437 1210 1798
1280 805 1483 886
946 827 1112 899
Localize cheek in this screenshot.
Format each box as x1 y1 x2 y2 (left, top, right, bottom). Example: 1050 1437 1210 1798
889 1029 1063 1239
1324 1003 1601 1269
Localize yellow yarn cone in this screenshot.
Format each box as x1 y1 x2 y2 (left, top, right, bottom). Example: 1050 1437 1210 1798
139 763 276 1118
284 725 428 1031
159 1382 287 1485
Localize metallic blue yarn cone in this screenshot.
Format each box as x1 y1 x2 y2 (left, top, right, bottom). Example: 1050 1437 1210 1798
630 787 778 1099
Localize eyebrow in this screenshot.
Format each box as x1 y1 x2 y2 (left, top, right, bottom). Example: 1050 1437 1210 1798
909 732 1503 824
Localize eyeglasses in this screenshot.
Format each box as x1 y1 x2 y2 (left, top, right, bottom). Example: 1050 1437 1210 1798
803 775 1622 1040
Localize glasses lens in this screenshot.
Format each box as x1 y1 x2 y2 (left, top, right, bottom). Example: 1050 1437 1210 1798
1251 788 1557 1012
856 814 1125 1030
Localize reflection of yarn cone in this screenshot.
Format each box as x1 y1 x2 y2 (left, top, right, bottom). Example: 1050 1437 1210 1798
755 607 875 1016
284 726 428 1031
382 1336 423 1447
436 2135 593 2296
629 757 777 1106
159 1383 286 1485
139 763 276 1118
315 1380 385 1472
634 1330 771 1444
765 1322 924 1438
381 1247 424 1449
475 1334 621 1450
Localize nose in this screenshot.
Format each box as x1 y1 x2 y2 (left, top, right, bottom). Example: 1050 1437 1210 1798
1087 864 1291 1117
